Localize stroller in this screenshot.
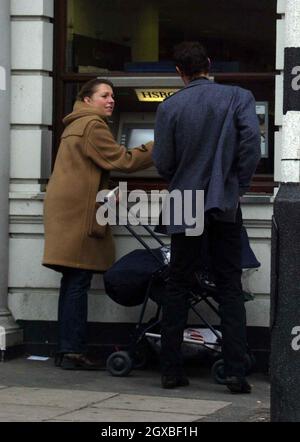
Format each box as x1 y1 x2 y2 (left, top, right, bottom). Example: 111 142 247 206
103 189 261 383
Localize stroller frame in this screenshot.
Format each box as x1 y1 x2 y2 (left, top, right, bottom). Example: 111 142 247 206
105 189 256 382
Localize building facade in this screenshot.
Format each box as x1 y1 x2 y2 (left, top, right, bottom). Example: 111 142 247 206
0 0 292 365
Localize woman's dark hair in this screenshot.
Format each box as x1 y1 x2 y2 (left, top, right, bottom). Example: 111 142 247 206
173 42 209 77
77 78 114 101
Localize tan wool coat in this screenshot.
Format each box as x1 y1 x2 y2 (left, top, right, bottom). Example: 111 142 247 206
43 101 153 272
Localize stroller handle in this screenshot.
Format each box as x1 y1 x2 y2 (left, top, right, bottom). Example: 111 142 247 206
103 187 166 263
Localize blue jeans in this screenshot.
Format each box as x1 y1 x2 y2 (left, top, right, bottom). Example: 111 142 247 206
58 267 93 353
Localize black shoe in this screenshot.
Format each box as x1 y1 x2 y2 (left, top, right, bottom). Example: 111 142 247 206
161 375 190 389
60 353 104 370
225 376 252 394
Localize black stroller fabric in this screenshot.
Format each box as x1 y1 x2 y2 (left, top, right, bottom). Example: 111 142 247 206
240 226 260 269
104 225 260 307
103 248 165 306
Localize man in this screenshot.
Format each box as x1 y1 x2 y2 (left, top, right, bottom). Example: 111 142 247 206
153 42 261 393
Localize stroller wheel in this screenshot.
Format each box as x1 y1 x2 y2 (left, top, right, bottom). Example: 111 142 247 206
211 353 256 384
211 359 226 384
106 351 133 377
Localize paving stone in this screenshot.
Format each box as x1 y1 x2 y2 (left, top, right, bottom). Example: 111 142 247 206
94 394 231 416
48 407 204 422
0 387 117 408
0 404 72 422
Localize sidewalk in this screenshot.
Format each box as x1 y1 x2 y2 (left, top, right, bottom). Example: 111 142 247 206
0 357 270 422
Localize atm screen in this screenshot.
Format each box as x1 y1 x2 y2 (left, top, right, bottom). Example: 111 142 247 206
120 123 154 149
127 128 154 148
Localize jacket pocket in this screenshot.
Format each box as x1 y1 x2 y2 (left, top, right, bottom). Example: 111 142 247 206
88 202 107 239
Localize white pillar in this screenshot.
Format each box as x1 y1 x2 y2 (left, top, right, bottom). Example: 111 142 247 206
0 0 23 357
8 0 54 345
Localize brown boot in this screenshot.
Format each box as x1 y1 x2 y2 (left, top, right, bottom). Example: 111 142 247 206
61 353 104 370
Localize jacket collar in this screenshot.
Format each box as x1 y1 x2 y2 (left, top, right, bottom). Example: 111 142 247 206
184 77 212 89
63 101 108 127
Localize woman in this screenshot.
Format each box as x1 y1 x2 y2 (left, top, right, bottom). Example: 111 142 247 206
43 78 153 369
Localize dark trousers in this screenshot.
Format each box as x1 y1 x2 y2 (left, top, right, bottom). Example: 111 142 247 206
58 267 93 353
161 207 247 378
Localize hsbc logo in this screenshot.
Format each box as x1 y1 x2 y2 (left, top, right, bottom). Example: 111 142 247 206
135 88 179 102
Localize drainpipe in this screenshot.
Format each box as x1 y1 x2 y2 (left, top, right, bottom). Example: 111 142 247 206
271 0 300 422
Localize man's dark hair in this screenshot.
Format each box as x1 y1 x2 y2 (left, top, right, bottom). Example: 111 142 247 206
173 42 209 77
77 78 114 101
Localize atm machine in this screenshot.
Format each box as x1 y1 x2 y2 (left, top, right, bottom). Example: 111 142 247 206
116 111 157 178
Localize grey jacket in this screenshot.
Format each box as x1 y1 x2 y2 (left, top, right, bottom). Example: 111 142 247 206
153 78 261 234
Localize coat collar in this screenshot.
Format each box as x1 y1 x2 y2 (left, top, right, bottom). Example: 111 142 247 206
63 101 108 127
184 77 212 90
